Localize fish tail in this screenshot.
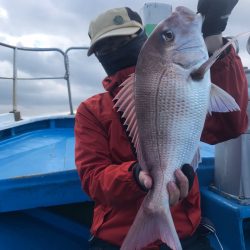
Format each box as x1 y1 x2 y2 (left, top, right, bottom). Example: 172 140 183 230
121 196 182 250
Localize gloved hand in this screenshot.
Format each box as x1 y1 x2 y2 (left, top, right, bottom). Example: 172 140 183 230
133 163 151 192
133 163 195 206
181 163 195 192
197 0 239 37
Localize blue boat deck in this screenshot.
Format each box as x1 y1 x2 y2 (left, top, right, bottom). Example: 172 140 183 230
0 117 89 213
0 116 91 249
0 127 74 179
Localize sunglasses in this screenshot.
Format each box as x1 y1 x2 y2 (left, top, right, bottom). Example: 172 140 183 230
94 33 139 56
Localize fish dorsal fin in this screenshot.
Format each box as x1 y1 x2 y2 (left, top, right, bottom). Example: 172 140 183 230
113 74 144 165
208 83 240 114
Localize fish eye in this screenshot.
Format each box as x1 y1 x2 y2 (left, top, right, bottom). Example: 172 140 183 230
161 30 174 42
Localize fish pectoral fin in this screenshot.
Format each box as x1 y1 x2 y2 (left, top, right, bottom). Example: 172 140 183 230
208 83 240 114
191 147 201 171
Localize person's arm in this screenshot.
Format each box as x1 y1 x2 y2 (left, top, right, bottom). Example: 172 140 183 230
75 101 146 207
201 44 248 144
198 0 239 53
205 35 223 54
197 0 248 144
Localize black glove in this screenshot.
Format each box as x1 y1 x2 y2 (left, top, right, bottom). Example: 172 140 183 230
181 164 195 192
132 163 149 192
197 0 238 37
132 163 195 192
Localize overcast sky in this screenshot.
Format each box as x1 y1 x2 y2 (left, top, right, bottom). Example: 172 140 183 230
0 0 249 117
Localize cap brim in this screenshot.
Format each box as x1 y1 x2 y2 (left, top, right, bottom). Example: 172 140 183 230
87 26 141 56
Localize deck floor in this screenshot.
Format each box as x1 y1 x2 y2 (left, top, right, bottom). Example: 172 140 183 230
0 128 75 180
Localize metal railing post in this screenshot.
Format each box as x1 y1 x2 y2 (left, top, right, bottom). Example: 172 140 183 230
12 47 17 112
11 47 21 121
64 46 89 116
64 53 74 115
0 42 89 119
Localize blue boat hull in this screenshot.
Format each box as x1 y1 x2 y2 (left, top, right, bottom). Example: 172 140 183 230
0 116 249 250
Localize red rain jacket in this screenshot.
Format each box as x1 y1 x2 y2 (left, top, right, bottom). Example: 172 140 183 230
75 46 248 249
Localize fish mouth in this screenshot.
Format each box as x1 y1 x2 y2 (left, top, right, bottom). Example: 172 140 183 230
173 54 208 69
175 39 203 52
174 61 194 69
175 45 204 52
173 43 207 69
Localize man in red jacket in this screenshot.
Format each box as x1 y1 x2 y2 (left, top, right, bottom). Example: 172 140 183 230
75 1 248 249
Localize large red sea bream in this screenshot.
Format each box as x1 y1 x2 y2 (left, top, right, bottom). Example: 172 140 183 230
114 6 240 250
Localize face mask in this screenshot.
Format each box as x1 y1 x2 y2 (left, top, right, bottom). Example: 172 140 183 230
96 31 147 76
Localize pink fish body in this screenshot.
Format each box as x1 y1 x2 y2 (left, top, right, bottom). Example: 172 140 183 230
114 6 240 250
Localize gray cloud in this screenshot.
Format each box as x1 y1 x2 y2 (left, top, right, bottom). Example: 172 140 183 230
0 0 249 117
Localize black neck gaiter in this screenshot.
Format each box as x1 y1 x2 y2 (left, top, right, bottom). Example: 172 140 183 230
96 31 147 76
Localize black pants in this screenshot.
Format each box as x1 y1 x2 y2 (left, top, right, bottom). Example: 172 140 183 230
89 230 215 250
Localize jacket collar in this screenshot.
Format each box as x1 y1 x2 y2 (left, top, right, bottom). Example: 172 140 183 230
102 66 135 95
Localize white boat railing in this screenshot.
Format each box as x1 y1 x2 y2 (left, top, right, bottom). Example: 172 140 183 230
0 40 249 121
0 42 88 120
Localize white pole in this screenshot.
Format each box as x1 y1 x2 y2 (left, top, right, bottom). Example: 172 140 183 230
247 36 250 55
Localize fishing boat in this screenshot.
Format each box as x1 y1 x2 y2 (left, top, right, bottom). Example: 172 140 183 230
0 3 249 250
